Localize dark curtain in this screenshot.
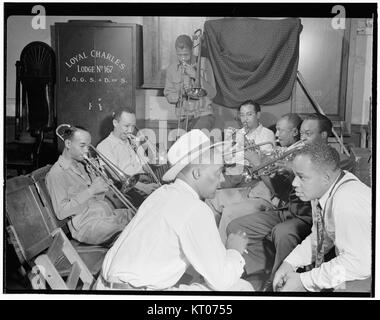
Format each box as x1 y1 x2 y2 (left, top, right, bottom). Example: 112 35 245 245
203 18 303 109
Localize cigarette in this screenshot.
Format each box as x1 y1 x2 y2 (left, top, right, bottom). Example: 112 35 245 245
244 249 248 254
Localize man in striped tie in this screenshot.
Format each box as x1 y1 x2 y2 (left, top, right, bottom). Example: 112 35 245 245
273 143 371 292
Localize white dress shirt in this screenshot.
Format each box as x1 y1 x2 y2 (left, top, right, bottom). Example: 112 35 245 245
101 179 245 290
239 123 275 154
225 123 275 175
285 171 371 291
97 133 147 176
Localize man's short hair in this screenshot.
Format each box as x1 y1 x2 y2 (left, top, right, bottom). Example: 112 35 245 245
294 143 340 172
175 35 193 50
239 100 261 113
61 125 88 141
303 113 333 137
112 108 135 122
281 113 302 130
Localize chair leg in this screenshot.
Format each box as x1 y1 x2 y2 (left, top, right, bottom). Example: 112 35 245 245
34 254 68 289
28 265 47 289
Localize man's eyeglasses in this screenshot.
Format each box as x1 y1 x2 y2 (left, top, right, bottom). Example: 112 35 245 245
239 112 256 118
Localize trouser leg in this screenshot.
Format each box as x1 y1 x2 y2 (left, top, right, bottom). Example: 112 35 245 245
206 188 247 226
269 216 312 275
226 210 282 275
219 198 271 244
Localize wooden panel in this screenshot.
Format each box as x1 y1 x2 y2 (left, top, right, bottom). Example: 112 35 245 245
55 21 142 146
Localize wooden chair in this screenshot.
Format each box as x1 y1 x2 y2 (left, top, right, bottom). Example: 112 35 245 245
5 175 95 290
32 228 94 290
29 165 108 276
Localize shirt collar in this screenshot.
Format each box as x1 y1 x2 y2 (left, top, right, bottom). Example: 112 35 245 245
107 132 131 148
58 155 74 170
174 178 200 199
318 170 346 209
246 123 263 136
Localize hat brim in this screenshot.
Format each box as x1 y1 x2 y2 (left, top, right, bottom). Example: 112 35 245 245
162 141 225 182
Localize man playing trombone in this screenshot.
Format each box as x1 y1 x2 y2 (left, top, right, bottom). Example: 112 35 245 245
46 126 133 246
97 108 160 207
164 34 217 132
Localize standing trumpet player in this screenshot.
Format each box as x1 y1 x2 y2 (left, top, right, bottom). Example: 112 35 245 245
164 34 217 131
46 126 133 246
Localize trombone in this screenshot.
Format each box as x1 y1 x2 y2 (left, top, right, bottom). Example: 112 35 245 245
125 132 163 186
176 28 208 138
55 124 137 214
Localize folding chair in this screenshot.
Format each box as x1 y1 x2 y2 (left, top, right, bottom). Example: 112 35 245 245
29 165 108 276
5 175 95 290
33 228 94 290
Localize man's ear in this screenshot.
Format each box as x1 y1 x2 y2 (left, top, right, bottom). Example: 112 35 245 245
293 128 299 138
321 131 328 140
64 139 71 149
192 167 201 180
256 111 261 120
112 119 118 128
321 169 333 185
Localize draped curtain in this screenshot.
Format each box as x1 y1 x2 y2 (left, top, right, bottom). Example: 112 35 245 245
203 18 303 108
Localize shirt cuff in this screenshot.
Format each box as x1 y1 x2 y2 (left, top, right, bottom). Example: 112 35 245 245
227 249 246 268
300 271 317 292
284 257 300 272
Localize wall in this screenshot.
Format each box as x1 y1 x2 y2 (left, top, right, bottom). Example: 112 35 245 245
350 19 373 125
5 16 373 131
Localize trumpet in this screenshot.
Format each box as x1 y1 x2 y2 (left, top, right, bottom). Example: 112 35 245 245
56 124 138 213
240 139 306 182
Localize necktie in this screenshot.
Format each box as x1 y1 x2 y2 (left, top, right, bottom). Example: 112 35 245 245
314 202 324 268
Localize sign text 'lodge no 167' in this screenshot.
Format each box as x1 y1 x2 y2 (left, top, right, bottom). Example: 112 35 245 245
64 50 128 84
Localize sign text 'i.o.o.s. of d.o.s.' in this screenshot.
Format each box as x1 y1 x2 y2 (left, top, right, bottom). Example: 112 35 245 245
55 22 142 146
63 50 128 85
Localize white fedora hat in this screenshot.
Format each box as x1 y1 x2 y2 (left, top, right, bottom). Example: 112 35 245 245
162 130 222 182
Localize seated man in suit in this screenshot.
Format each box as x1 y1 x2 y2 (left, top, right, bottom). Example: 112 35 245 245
300 113 355 172
214 113 304 244
226 113 356 291
225 113 312 291
97 108 160 208
46 126 132 246
273 143 371 292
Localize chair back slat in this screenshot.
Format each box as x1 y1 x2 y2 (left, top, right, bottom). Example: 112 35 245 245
30 165 69 231
6 175 54 262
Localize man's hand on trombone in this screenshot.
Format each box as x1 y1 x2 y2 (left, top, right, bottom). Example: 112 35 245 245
89 177 109 196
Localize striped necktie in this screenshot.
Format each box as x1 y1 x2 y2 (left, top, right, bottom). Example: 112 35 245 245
314 202 324 268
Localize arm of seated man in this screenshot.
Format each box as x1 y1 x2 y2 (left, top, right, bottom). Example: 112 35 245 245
134 181 159 195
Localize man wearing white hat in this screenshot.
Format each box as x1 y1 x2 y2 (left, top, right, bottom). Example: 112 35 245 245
96 129 253 291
